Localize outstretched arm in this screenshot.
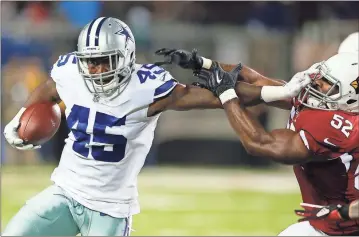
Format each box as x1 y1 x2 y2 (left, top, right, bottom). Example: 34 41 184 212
147 82 264 116
154 49 294 110
221 98 312 164
190 64 320 165
214 62 292 109
219 63 285 86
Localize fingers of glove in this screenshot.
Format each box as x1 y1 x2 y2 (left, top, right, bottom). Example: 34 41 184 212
191 82 208 89
4 131 23 145
191 49 198 58
155 48 176 56
300 74 312 86
308 62 322 71
288 72 305 84
305 69 321 81
229 64 242 75
171 54 183 64
16 144 41 150
12 138 24 145
33 145 42 149
196 70 212 81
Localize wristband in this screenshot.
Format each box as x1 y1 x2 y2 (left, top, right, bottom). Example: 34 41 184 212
260 86 289 103
339 204 350 220
219 89 238 104
201 57 213 70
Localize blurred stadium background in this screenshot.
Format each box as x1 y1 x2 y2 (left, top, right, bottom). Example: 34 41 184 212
1 1 358 235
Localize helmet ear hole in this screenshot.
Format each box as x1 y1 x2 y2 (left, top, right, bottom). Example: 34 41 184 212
347 99 357 105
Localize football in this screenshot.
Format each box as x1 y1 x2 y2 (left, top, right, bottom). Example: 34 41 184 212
18 102 62 145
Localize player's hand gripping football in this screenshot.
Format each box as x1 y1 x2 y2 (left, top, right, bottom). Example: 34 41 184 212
195 62 242 97
3 108 41 150
295 203 350 222
154 48 204 70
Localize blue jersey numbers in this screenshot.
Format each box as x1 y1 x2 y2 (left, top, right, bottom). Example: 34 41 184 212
66 105 127 162
137 64 165 84
57 53 77 67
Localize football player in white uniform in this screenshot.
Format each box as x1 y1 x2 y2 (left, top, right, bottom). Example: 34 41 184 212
3 17 305 236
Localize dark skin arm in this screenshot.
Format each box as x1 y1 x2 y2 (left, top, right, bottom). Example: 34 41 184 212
24 78 62 107
28 77 261 117
147 82 263 116
154 49 292 109
220 97 323 165
219 63 292 110
220 63 285 86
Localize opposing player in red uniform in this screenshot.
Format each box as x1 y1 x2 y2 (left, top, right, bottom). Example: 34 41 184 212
155 49 359 235
203 52 359 235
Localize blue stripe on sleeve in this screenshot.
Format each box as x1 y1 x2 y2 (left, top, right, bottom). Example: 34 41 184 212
154 79 177 98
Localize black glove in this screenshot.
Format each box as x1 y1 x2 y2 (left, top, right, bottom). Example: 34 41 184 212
154 48 203 70
295 203 350 222
191 82 210 90
195 62 242 97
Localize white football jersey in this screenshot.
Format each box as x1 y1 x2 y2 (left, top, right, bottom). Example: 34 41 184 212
49 52 177 218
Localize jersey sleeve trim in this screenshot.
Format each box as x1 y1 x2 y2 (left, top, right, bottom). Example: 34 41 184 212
299 130 310 149
154 79 177 99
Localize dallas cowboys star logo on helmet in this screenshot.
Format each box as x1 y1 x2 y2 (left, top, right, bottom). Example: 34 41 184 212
114 24 134 45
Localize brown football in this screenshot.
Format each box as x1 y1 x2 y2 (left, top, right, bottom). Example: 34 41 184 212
18 102 62 145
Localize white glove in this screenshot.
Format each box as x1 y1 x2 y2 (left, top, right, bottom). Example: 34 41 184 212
283 70 314 98
3 107 41 150
261 69 316 103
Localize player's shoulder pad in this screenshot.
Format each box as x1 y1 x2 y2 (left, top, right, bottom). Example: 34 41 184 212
50 52 78 83
295 109 359 150
133 63 178 100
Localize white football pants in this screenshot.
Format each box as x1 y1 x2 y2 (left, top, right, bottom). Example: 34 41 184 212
278 221 327 236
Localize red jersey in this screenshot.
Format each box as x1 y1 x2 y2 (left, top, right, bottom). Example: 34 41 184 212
287 107 359 235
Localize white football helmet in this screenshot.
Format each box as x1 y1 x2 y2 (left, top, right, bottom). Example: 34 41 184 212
75 17 136 99
338 32 359 53
297 52 359 113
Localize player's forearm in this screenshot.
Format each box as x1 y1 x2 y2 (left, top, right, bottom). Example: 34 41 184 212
173 82 264 110
234 81 293 111
222 99 305 164
218 62 285 86
234 82 262 106
168 84 222 111
168 80 292 112
222 98 276 157
219 63 292 109
24 79 61 108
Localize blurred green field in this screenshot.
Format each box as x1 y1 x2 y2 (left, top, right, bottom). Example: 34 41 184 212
2 165 301 236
